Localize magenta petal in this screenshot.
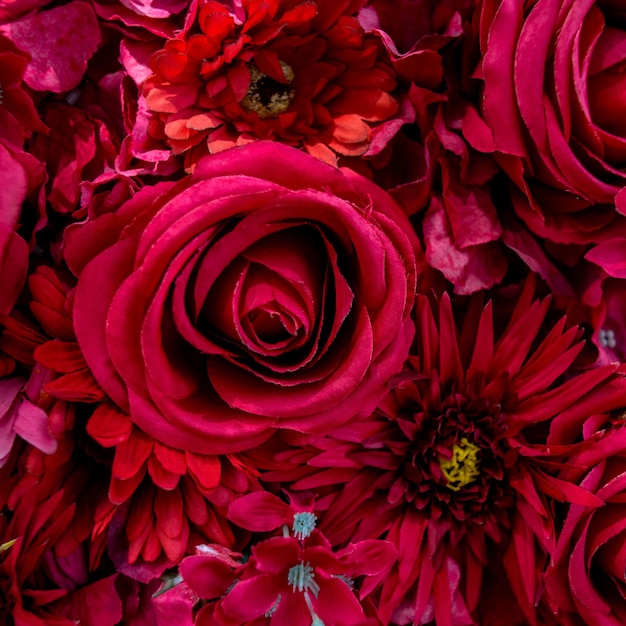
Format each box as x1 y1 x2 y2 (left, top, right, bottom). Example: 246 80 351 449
13 398 57 455
252 537 300 574
2 2 102 92
228 492 292 531
0 141 27 236
314 572 366 624
337 539 397 577
585 239 626 278
220 574 282 621
179 555 235 599
271 588 311 626
51 575 123 626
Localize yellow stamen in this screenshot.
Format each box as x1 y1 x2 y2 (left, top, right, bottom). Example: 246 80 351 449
0 538 18 553
439 438 481 491
241 62 295 119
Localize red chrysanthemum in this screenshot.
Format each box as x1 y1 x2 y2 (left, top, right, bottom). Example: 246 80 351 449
0 468 126 626
262 278 626 625
141 0 401 167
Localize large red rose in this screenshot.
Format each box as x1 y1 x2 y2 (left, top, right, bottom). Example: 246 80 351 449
473 0 626 244
64 142 419 455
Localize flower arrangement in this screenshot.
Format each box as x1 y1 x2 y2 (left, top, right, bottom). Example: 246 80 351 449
1 1 626 624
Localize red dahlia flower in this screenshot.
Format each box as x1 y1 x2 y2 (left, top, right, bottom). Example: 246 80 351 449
264 278 626 625
140 0 401 167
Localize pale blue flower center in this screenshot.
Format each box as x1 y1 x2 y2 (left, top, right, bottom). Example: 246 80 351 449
599 328 617 348
292 512 317 540
287 561 320 597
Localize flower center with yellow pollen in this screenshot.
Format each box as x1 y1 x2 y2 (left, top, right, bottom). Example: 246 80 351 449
439 437 481 491
241 61 295 119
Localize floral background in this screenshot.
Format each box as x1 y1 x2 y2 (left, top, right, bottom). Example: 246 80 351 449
1 0 626 624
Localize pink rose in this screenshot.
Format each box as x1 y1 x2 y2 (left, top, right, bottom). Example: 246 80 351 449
65 142 419 454
474 0 626 244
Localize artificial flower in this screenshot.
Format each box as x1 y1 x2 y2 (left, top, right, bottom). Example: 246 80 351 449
544 422 626 625
62 141 419 454
472 0 626 244
178 492 396 625
4 0 626 621
262 278 626 624
137 0 403 168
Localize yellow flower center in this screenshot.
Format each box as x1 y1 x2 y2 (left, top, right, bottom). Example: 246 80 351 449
241 61 295 119
0 538 17 553
439 438 481 491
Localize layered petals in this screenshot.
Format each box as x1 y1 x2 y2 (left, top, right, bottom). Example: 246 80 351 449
66 142 420 454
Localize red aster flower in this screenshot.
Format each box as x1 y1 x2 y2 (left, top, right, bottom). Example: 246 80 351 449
264 278 626 625
141 0 401 167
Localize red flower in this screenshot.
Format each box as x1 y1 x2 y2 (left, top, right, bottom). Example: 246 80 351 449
139 0 401 167
63 142 419 455
472 0 626 245
263 278 626 624
178 492 396 625
92 402 257 570
28 266 256 569
543 420 626 625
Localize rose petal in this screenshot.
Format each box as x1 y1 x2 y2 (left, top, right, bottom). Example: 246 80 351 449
2 2 102 92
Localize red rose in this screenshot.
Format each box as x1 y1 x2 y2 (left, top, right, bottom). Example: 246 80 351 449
65 142 419 454
472 0 626 245
544 426 626 625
